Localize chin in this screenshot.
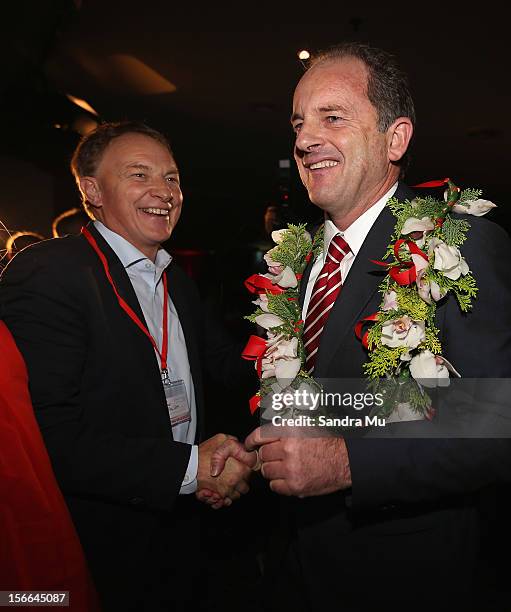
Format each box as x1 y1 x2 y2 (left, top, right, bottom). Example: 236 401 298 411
309 193 337 213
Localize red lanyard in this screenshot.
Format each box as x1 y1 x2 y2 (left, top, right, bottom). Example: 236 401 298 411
82 227 169 376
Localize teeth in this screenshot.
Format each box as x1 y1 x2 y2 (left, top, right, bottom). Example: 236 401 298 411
309 160 339 170
142 208 170 216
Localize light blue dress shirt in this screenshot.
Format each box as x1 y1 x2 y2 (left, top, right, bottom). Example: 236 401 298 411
94 222 198 494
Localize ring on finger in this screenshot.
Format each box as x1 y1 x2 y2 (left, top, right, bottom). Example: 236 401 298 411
252 448 262 471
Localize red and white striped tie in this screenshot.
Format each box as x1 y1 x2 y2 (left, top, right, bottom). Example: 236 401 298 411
303 234 350 374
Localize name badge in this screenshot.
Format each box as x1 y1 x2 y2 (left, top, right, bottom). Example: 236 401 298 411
163 379 191 427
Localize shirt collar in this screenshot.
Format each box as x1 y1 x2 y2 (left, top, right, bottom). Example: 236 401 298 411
93 221 172 271
323 182 398 259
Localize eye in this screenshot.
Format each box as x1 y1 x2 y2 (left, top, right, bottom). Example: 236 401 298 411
166 176 179 184
292 122 303 134
132 173 146 178
326 115 342 124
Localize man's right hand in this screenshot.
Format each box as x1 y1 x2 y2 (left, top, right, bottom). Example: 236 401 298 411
197 434 253 507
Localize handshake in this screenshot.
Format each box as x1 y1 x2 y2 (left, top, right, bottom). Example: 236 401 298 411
195 428 353 508
195 433 259 510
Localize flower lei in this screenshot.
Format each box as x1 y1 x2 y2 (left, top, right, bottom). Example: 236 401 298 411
242 224 321 414
242 179 496 419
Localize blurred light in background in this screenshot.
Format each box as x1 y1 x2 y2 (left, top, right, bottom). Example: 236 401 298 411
65 94 98 116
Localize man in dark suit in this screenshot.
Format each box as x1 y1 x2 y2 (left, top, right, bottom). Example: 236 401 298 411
212 43 511 610
0 121 255 611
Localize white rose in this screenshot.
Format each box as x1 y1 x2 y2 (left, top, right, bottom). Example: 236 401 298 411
409 350 450 388
401 216 435 248
264 265 298 288
264 251 285 275
382 290 398 311
401 216 435 236
452 199 496 217
255 313 284 330
381 316 425 349
253 294 270 312
386 401 426 423
429 238 469 281
271 229 288 244
416 269 447 305
261 336 301 383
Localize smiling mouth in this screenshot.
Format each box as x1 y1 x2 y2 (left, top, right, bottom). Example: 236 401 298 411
308 160 339 170
141 207 170 217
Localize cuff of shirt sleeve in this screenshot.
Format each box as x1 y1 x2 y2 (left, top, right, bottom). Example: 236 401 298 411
179 444 198 494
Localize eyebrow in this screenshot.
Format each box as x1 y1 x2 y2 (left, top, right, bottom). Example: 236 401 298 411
124 163 179 175
291 104 348 123
318 104 346 113
125 163 151 172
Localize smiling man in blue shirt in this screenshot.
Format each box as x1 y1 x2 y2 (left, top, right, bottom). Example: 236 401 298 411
0 121 255 611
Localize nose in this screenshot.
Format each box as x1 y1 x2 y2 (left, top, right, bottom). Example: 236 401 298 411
295 122 323 156
150 179 173 203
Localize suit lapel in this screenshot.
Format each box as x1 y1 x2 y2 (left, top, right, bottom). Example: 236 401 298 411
314 183 416 375
83 223 149 328
81 223 176 430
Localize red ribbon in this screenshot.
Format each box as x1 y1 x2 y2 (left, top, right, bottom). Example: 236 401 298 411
242 335 267 379
371 240 428 286
413 178 450 188
249 394 261 415
355 313 379 349
244 274 286 295
82 227 170 374
413 177 460 207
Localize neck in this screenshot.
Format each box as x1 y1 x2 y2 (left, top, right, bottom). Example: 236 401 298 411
330 177 398 231
141 246 159 262
95 218 160 262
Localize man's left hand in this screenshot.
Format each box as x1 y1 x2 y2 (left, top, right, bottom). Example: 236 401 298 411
245 426 352 497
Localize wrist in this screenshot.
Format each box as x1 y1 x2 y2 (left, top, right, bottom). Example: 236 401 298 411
337 438 352 490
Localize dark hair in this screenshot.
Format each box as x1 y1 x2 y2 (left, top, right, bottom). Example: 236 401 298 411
70 121 173 217
307 42 415 173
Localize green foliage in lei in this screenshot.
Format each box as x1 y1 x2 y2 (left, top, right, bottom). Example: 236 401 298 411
364 181 482 386
245 223 324 378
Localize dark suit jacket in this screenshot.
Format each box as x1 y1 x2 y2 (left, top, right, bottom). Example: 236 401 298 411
0 224 246 610
272 183 511 610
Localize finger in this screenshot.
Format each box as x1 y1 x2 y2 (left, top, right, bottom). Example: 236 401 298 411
260 459 286 482
196 489 216 502
258 440 285 463
228 490 241 502
235 480 250 496
269 479 293 496
210 439 257 477
211 498 231 510
245 425 280 451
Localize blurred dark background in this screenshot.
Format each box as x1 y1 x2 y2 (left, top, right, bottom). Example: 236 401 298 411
1 2 510 608
2 0 509 340
0 1 509 247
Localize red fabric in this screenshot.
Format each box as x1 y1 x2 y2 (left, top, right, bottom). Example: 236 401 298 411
303 235 350 373
0 322 100 611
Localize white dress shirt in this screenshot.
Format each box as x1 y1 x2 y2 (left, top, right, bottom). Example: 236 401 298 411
94 221 198 494
302 183 398 319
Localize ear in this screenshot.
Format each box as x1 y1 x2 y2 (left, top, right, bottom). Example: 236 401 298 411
387 117 413 163
79 177 103 210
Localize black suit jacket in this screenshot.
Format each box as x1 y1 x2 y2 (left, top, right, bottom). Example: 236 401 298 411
274 183 511 610
0 224 246 609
